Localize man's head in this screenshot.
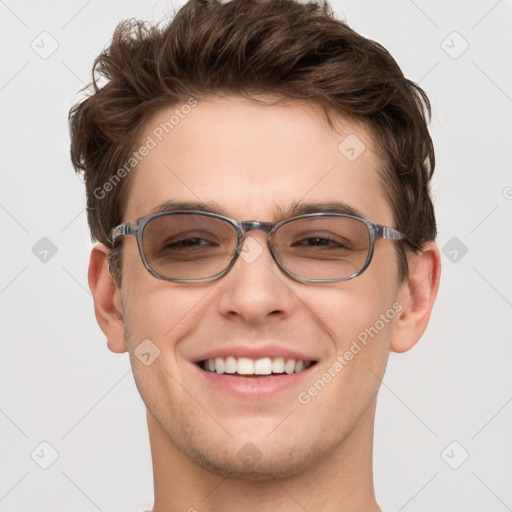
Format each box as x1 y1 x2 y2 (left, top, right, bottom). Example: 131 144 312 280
70 0 440 484
70 0 436 287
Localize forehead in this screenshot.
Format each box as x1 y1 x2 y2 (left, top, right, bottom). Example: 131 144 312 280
124 96 392 224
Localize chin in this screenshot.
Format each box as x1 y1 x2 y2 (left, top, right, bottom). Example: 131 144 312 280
185 438 317 481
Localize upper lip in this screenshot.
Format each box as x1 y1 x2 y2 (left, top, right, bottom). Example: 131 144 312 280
192 343 318 364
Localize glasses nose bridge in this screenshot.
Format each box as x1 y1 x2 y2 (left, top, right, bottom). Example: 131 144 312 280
239 220 276 238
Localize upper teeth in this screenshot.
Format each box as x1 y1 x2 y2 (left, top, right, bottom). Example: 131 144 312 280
202 357 313 375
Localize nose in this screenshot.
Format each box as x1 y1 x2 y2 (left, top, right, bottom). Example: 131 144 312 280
216 232 297 326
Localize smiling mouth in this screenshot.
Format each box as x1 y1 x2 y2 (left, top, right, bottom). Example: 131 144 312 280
198 356 317 376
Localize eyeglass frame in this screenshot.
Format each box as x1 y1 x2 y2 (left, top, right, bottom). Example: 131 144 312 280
110 210 409 284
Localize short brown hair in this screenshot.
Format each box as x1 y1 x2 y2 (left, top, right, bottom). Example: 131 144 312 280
69 0 436 286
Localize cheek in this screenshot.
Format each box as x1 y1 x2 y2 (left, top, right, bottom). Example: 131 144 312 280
120 282 213 422
293 290 398 442
304 270 400 349
122 285 212 346
120 242 205 339
120 269 218 390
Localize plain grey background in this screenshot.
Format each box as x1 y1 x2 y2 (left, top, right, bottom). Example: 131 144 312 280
1 1 511 511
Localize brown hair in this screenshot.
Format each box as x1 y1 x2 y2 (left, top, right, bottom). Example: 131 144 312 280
69 0 436 286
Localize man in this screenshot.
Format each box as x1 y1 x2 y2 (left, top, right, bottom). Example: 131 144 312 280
69 1 441 510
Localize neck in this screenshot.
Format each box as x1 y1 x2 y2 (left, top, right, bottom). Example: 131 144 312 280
149 401 380 512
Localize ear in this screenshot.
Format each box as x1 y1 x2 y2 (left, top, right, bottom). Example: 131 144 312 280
88 242 127 354
391 242 441 353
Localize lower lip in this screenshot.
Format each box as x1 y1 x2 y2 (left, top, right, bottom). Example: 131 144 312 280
193 363 315 399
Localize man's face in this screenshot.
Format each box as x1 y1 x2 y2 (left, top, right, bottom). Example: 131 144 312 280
117 96 405 478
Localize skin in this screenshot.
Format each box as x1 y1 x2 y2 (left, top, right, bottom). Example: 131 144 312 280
89 96 441 512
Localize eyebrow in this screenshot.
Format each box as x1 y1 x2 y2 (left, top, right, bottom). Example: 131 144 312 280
150 199 365 220
151 200 229 216
276 201 364 219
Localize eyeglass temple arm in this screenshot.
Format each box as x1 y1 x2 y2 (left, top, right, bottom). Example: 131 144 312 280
376 225 424 252
377 225 405 241
111 223 132 243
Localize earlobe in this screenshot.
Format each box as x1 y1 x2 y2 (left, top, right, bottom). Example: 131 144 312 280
88 242 128 354
390 242 441 353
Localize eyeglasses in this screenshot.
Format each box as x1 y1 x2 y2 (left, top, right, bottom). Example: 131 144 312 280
111 210 408 284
